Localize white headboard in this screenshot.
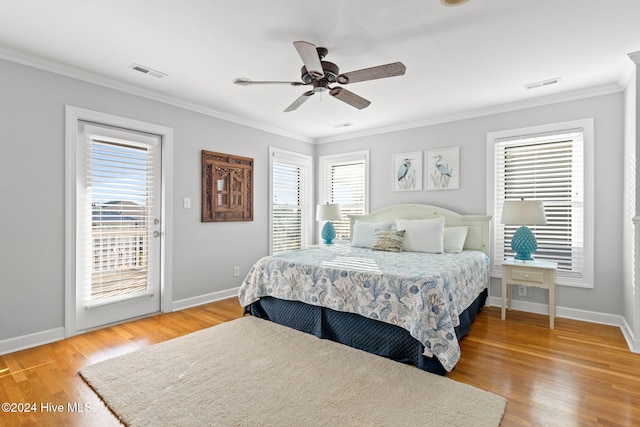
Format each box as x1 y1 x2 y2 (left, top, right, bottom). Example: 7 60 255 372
349 204 492 257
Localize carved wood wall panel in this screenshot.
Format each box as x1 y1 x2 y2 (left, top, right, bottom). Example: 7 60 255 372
201 150 253 222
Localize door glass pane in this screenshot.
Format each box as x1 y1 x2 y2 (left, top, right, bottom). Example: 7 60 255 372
90 140 152 300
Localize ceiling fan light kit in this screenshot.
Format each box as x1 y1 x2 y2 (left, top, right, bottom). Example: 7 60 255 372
234 41 406 112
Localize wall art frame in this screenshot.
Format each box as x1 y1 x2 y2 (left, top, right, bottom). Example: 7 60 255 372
201 150 253 222
392 151 423 191
425 146 460 190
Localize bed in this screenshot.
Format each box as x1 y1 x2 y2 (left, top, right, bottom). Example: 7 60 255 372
238 204 491 375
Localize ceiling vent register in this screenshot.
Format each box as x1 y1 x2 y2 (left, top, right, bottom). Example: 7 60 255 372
130 64 168 79
524 77 560 90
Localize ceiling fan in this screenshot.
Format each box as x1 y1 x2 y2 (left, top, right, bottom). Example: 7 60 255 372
233 41 406 112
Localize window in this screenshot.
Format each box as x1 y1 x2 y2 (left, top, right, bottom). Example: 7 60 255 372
84 134 158 300
487 119 594 288
319 151 369 241
270 148 312 254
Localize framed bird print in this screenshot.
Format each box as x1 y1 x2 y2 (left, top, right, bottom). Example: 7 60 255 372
426 146 459 190
392 151 423 191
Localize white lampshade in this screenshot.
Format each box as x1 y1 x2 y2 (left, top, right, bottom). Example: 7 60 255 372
501 200 547 225
316 203 341 221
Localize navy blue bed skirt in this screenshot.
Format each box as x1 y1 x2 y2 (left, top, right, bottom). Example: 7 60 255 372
245 288 488 375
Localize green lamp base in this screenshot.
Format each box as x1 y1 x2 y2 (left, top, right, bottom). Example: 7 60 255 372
321 221 336 244
511 226 537 261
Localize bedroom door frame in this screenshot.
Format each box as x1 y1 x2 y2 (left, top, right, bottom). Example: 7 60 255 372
64 105 174 336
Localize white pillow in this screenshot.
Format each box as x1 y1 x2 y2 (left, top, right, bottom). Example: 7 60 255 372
351 221 393 248
444 226 468 253
395 217 445 253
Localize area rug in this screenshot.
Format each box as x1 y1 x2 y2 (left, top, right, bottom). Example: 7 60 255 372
79 316 506 426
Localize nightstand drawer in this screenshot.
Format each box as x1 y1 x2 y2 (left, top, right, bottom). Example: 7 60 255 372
510 268 544 284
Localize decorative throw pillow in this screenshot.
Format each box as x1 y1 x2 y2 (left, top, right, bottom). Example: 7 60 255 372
395 217 445 253
444 226 469 253
373 229 406 252
351 220 393 248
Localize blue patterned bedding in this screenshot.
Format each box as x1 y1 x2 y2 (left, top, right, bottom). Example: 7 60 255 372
238 245 489 372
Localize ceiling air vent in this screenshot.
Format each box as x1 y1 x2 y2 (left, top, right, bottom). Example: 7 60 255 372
332 122 354 129
130 64 168 79
524 77 560 90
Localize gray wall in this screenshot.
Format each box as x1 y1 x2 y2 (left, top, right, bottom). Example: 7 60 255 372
316 93 624 316
0 58 312 341
0 55 626 345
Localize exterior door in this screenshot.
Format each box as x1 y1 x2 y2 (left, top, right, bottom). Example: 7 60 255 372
75 121 162 331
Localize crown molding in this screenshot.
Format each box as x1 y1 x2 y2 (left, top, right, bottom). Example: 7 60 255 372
315 82 624 144
0 44 313 144
628 51 640 64
0 43 628 146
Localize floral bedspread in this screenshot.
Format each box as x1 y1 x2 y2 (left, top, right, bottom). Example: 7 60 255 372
238 245 489 372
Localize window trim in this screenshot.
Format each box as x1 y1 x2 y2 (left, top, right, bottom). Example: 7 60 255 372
269 147 313 255
318 150 370 242
486 118 594 288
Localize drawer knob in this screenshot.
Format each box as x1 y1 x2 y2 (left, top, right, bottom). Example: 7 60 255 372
524 274 529 278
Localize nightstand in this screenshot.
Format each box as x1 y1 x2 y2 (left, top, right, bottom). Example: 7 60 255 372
501 259 558 329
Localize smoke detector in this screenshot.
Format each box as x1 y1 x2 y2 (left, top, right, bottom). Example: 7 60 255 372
441 0 469 6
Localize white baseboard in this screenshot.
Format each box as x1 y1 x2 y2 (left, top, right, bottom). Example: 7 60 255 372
487 296 639 353
487 295 623 326
4 292 635 356
171 287 240 312
0 287 240 356
621 317 640 354
0 327 65 356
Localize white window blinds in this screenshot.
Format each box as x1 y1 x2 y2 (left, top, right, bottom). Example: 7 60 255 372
78 123 160 302
271 149 312 254
493 128 586 282
319 151 368 241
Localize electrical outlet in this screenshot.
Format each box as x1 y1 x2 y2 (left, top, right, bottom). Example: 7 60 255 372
233 266 240 277
517 285 527 297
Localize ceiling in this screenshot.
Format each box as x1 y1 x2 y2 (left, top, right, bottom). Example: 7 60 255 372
1 0 639 143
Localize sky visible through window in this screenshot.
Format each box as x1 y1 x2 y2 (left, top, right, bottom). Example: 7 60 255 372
90 141 149 206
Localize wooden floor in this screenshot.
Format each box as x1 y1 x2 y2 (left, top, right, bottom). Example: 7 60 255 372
1 300 638 426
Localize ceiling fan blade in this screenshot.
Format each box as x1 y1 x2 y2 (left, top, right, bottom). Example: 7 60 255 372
329 87 371 110
293 41 324 80
234 78 304 86
284 90 315 112
336 62 406 85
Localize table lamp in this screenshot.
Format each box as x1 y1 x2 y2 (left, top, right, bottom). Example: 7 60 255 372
316 203 341 244
500 199 547 261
